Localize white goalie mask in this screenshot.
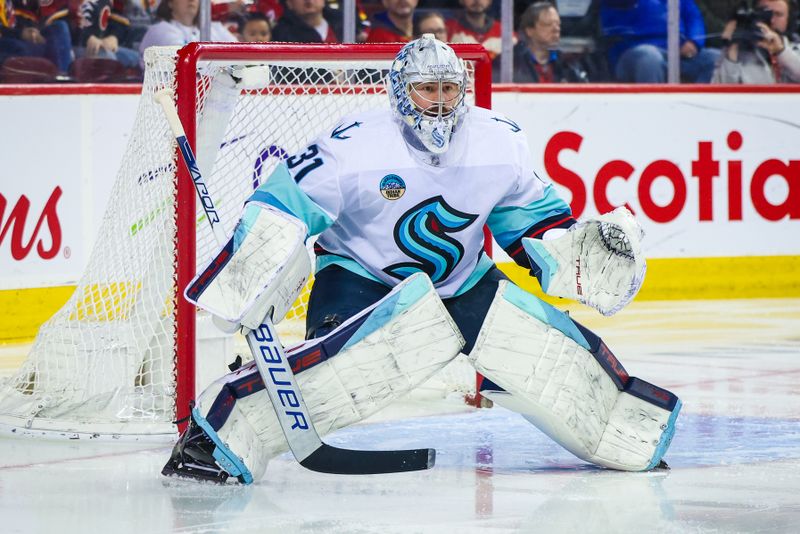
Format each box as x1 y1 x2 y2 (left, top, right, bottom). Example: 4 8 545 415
389 34 468 155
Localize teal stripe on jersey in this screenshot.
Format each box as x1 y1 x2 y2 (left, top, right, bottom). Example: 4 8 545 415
453 253 494 297
487 184 572 248
248 163 334 236
316 254 387 285
316 252 492 298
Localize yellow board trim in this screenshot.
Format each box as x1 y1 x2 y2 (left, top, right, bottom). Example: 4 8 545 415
498 255 800 303
1 256 798 344
0 286 76 344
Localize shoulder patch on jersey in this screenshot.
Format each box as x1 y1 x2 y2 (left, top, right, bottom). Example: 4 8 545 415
491 116 522 133
379 174 406 200
331 121 363 140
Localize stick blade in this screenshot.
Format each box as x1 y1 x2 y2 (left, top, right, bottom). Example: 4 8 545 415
300 445 435 474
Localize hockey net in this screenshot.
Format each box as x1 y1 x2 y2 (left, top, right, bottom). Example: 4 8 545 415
0 43 492 440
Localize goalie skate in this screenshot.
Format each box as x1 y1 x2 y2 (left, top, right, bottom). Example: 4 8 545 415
162 406 252 485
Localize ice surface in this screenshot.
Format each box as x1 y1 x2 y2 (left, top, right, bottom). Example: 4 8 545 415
1 299 798 533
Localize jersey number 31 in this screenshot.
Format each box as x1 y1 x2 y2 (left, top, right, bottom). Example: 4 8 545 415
287 144 324 183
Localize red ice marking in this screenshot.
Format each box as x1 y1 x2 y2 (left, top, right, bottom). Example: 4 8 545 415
0 446 168 471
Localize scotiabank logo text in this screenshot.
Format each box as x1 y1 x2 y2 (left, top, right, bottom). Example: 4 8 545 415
545 131 799 222
0 186 63 260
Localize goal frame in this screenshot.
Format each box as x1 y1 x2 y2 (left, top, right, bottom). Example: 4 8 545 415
172 43 494 430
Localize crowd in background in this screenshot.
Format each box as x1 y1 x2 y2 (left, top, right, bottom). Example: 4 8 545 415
1 0 799 83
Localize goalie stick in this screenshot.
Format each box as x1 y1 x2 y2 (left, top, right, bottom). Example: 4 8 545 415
154 89 435 476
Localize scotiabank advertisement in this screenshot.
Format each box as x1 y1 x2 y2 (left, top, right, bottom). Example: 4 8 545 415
493 90 800 258
1 89 798 290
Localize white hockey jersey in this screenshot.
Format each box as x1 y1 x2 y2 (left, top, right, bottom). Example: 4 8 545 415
249 106 573 298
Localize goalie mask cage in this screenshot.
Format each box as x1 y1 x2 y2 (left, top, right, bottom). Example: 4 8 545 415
0 43 492 440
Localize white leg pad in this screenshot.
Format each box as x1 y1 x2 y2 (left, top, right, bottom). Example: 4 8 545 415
196 274 465 481
470 281 680 471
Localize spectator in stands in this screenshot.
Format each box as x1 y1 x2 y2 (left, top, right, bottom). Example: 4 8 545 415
420 0 459 8
122 0 158 50
513 0 607 65
256 0 282 23
271 0 342 42
695 0 741 49
0 0 10 40
712 0 800 82
493 1 593 82
139 0 236 65
212 0 282 38
221 12 243 40
413 10 446 40
366 0 416 43
74 0 140 69
0 0 72 72
446 0 508 59
600 0 720 82
1 0 27 66
240 11 272 42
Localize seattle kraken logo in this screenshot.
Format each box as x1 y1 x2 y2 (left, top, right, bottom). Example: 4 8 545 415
430 126 446 148
384 196 477 283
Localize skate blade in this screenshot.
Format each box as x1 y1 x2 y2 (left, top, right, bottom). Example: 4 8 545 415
161 463 233 486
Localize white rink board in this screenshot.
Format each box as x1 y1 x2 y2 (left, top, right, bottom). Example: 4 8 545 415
0 94 138 289
1 90 798 290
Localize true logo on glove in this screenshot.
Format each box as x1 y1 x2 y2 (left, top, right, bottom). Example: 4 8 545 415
187 243 232 300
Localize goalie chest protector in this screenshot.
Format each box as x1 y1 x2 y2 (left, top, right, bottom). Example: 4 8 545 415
277 106 557 298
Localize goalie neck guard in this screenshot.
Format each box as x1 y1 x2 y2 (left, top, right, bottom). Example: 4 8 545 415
389 34 467 155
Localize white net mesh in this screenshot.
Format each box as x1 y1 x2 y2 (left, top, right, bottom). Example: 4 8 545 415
0 49 180 437
0 45 483 439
